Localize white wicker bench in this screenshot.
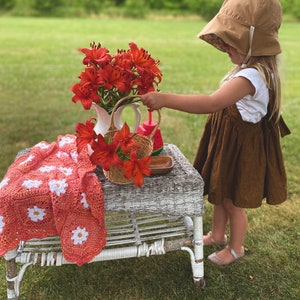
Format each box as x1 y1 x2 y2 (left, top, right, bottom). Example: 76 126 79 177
4 144 205 299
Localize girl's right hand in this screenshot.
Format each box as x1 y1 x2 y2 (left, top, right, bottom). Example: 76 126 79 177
141 92 164 111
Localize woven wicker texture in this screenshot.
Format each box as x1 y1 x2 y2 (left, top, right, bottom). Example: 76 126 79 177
13 213 194 266
97 144 205 217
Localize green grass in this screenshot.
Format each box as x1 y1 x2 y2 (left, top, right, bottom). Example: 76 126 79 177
0 16 299 299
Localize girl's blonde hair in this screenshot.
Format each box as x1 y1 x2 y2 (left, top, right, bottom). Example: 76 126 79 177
223 55 281 123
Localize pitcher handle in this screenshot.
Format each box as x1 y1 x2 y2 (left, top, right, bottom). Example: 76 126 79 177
114 103 141 133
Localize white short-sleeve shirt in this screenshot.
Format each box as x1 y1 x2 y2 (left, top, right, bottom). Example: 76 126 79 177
233 68 269 123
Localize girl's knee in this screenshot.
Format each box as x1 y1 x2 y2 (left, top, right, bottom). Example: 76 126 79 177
223 198 244 214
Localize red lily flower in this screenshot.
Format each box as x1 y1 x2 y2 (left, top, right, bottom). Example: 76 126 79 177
134 73 156 94
90 135 123 170
75 118 97 153
79 46 112 68
129 42 162 83
113 50 132 70
100 64 128 93
71 82 101 109
123 150 151 187
79 66 104 90
113 123 139 154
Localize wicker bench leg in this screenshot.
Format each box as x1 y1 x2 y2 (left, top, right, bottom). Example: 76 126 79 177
181 216 205 288
192 216 205 288
5 250 19 300
4 249 34 300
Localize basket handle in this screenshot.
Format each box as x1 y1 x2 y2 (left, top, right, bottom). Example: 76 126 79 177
108 95 161 140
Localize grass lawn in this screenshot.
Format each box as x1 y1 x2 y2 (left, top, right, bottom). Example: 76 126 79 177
0 16 299 299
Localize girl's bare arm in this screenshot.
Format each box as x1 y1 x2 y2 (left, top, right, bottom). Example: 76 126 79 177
141 76 255 114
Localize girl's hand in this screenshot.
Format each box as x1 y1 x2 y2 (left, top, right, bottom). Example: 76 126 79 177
141 92 163 111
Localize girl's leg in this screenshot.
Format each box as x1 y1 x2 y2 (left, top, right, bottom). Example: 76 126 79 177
204 203 228 244
208 198 247 264
211 203 229 241
224 198 248 253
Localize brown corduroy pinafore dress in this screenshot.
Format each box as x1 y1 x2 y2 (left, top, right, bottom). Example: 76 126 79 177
193 104 290 208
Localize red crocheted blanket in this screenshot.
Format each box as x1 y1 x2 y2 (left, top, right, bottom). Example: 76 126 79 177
0 134 106 266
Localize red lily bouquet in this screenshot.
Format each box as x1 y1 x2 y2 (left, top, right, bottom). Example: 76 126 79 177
76 118 152 187
71 41 162 113
72 42 162 187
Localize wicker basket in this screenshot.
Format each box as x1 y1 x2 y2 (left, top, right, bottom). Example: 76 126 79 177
103 95 161 184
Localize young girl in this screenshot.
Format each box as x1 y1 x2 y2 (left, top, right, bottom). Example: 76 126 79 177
141 0 290 265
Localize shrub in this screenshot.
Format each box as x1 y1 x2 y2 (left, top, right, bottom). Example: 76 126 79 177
82 0 102 14
0 0 15 10
184 0 222 20
123 0 149 18
147 0 165 10
33 0 63 14
291 0 300 19
280 0 300 20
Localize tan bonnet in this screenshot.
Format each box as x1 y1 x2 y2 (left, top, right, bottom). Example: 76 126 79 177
198 0 282 57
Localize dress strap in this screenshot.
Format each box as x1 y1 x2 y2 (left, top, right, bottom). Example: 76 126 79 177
278 115 291 137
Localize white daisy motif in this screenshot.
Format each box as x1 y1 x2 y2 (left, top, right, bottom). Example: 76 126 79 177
39 165 56 173
27 205 46 222
71 226 89 245
56 151 69 159
58 167 73 176
35 142 50 150
80 193 89 208
0 215 5 234
19 154 35 166
22 179 43 189
70 151 78 163
0 177 10 190
48 179 68 196
59 136 75 148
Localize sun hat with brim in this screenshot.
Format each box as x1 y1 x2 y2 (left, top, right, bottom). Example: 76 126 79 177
198 0 282 57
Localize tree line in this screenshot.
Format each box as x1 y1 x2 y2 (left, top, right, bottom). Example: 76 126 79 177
1 0 299 20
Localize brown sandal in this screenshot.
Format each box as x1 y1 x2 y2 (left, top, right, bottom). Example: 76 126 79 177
203 231 227 246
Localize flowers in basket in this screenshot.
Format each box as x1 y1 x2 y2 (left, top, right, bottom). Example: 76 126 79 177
71 41 162 114
76 118 151 187
71 42 163 187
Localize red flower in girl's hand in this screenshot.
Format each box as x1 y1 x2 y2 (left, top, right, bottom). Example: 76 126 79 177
123 150 151 188
90 135 123 171
113 123 139 154
75 118 97 153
